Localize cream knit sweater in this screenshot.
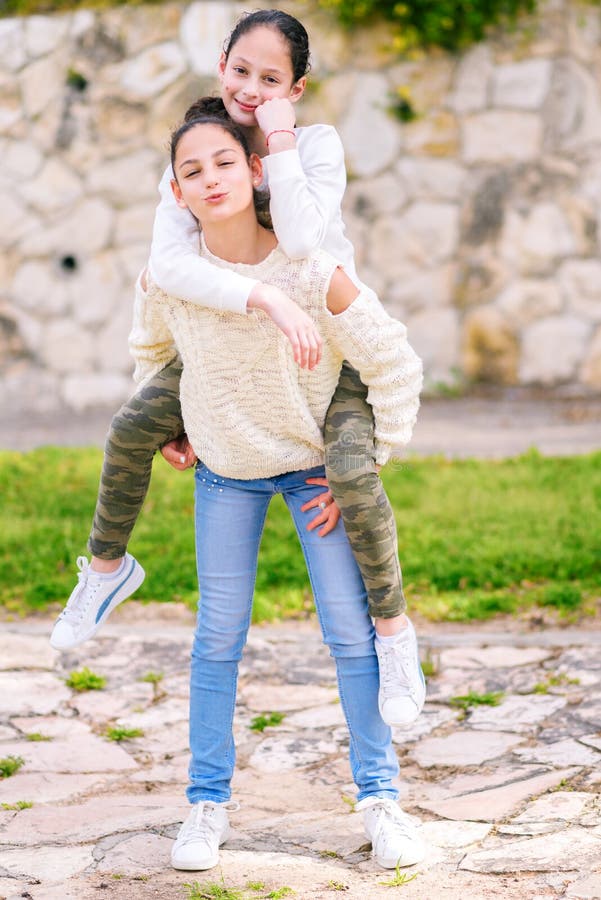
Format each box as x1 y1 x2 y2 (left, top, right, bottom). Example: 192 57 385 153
130 241 422 480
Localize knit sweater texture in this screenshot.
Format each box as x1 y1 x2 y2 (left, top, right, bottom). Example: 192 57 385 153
131 242 422 480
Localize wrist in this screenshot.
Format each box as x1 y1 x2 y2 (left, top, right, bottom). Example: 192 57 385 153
247 283 274 314
266 129 296 153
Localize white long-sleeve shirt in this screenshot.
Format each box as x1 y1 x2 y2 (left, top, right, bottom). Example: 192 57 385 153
132 242 422 477
147 124 358 314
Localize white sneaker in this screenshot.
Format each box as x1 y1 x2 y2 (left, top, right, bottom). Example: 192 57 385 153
356 796 425 869
375 619 426 727
50 553 145 651
171 800 238 870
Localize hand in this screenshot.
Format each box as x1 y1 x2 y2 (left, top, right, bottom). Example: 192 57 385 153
301 476 341 537
248 283 322 370
255 97 296 138
160 435 197 471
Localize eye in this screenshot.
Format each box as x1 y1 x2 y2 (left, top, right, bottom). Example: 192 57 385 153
233 66 247 75
218 160 234 167
183 168 200 178
264 76 279 85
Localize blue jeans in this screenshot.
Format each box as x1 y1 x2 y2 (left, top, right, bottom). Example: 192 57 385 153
188 463 399 805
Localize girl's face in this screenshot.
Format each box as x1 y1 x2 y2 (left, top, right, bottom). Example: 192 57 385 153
218 25 305 127
171 124 262 226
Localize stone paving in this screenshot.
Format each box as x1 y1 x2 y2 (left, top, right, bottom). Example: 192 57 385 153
0 613 600 900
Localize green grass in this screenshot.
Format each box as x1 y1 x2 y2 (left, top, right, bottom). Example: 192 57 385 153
1 448 600 623
0 756 25 778
450 690 504 711
249 712 286 732
25 732 52 742
1 800 33 810
104 726 144 741
65 667 106 692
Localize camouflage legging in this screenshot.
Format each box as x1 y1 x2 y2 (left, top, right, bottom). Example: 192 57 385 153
88 359 405 619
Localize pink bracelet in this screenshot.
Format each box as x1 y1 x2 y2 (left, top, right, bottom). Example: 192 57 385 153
266 129 296 146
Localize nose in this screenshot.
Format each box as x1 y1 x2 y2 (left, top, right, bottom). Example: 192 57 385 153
204 166 220 189
241 76 260 99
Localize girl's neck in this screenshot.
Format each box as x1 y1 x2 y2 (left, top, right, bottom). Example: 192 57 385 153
203 213 276 265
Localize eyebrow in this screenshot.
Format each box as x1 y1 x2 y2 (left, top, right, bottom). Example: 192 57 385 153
178 148 237 170
230 54 285 76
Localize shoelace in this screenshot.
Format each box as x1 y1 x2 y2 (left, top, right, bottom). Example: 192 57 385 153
379 640 415 698
59 557 102 625
180 800 240 846
362 799 416 851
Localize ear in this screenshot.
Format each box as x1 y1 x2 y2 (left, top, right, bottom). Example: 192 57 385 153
217 51 227 81
171 178 188 210
289 76 306 104
249 153 264 186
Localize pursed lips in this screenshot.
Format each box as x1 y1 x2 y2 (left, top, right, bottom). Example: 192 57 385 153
204 192 228 203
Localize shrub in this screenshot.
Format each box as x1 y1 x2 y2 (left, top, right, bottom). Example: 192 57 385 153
318 0 538 53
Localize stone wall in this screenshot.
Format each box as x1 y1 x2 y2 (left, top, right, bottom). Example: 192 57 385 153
1 0 601 414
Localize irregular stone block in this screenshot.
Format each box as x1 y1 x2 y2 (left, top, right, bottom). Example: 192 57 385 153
95 832 172 874
0 633 58 670
411 730 524 768
0 793 185 846
468 694 567 733
1 844 94 883
0 672 70 716
581 326 601 388
463 112 542 163
120 41 186 98
249 736 338 773
462 306 519 384
459 826 601 873
418 766 580 822
520 315 591 385
180 1 239 76
493 60 552 110
339 72 402 178
513 738 601 767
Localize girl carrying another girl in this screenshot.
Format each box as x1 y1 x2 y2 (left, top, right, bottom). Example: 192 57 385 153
142 107 425 872
50 9 425 730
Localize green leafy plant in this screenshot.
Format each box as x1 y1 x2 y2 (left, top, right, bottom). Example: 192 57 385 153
450 690 504 711
105 726 144 741
0 756 25 778
184 881 245 900
264 890 294 899
246 885 266 893
1 800 33 810
388 86 417 122
327 882 349 891
26 732 52 742
379 861 419 886
318 0 537 53
140 670 166 701
65 667 106 692
249 712 285 732
540 583 583 611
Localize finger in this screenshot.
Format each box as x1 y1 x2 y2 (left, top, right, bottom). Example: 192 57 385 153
304 477 329 487
318 510 340 537
305 510 329 531
297 334 309 370
300 491 331 512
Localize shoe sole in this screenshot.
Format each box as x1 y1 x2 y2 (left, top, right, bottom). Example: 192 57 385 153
376 847 425 868
170 852 219 871
50 562 145 651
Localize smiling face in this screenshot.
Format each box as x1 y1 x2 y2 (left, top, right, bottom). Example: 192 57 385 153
171 122 262 227
218 25 305 127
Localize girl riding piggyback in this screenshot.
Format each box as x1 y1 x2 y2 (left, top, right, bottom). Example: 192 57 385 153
51 9 425 735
